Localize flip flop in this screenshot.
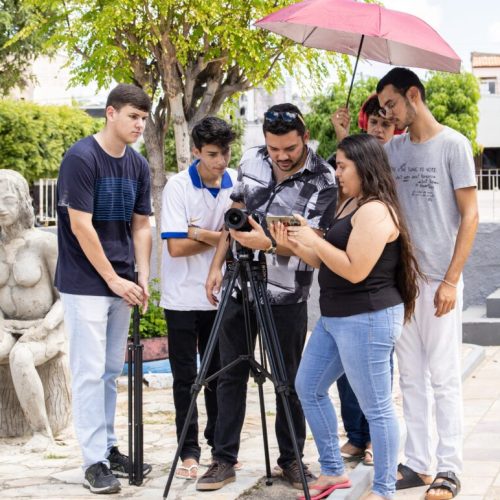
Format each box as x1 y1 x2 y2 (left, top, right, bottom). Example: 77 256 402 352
174 463 199 480
297 480 352 500
363 448 374 466
340 442 364 461
396 463 428 490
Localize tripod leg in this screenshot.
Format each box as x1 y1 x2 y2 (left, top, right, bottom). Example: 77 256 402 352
238 269 273 486
128 344 134 485
163 263 240 499
134 342 144 485
256 373 273 485
245 263 312 500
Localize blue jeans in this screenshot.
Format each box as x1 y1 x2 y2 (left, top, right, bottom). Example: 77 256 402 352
61 293 131 470
296 305 403 499
337 374 370 449
338 350 395 449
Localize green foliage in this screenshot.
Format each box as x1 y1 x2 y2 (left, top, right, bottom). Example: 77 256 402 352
426 71 481 155
0 0 53 95
0 99 101 183
129 279 167 339
228 117 244 170
25 0 357 175
28 0 347 95
305 77 379 160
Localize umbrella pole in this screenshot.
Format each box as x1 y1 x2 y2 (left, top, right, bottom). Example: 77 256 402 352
345 34 365 108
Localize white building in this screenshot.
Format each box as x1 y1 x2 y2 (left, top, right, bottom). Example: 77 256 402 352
240 76 311 150
471 52 500 170
11 54 109 109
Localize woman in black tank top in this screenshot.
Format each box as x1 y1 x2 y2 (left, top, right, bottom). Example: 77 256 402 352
270 135 422 500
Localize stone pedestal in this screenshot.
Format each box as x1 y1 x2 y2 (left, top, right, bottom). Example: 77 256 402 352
0 354 71 437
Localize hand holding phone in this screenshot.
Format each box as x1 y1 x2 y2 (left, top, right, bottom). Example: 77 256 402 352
265 215 301 227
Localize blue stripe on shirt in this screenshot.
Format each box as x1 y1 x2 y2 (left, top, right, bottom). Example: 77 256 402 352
161 232 188 239
93 177 139 221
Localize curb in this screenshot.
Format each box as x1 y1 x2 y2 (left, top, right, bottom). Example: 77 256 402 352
461 344 486 381
337 343 486 500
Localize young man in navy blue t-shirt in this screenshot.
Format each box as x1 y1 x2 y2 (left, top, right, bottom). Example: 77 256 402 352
55 84 153 494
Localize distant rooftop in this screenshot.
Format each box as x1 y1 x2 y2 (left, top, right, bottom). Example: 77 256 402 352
471 52 500 68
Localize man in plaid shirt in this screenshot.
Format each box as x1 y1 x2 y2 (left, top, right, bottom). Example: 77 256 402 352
198 103 337 492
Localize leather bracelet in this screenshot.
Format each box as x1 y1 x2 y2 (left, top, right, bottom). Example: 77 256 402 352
442 279 457 288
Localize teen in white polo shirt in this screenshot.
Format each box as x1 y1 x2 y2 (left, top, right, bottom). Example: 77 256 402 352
160 116 237 480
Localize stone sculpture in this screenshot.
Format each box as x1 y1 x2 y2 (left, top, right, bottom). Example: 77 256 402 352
0 169 70 451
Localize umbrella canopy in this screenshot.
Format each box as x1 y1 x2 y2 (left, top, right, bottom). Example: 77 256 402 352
256 0 461 77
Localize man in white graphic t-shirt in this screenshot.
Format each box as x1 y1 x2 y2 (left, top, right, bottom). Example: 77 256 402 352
378 68 478 500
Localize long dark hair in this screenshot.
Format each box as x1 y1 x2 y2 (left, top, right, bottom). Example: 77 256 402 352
337 134 423 322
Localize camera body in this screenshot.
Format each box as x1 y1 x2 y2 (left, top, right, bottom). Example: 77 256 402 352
224 208 260 232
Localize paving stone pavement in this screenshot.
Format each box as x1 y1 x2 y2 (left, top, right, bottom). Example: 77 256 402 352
0 345 496 500
361 346 500 500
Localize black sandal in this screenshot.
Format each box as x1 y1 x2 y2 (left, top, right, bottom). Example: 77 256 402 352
425 471 461 499
396 463 427 490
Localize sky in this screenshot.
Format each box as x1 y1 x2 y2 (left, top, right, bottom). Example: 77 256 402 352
353 0 500 79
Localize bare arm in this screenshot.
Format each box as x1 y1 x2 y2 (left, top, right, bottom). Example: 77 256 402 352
231 219 296 257
289 203 397 283
205 227 231 305
167 227 222 258
132 213 152 310
68 208 143 306
433 187 479 317
331 107 351 143
204 202 244 305
444 187 479 283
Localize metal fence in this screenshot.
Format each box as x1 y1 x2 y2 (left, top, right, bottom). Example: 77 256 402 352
476 168 500 190
35 178 57 225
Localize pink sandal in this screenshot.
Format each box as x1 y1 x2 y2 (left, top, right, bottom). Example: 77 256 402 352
297 480 352 500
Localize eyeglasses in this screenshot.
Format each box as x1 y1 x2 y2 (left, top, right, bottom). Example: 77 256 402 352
378 88 408 118
264 111 306 126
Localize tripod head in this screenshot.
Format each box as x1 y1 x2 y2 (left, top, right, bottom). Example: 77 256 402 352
224 238 268 293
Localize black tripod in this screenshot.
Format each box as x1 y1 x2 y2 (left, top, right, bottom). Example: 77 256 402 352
162 246 311 500
128 273 144 486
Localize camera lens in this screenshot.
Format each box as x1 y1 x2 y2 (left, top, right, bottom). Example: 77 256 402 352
228 212 242 225
224 208 251 231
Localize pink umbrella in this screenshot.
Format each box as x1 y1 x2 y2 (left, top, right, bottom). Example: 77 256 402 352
256 0 461 105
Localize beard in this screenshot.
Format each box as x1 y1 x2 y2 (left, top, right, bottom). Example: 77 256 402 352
398 99 417 129
274 144 307 172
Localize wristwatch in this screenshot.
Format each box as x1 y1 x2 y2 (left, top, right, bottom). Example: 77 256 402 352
264 238 277 255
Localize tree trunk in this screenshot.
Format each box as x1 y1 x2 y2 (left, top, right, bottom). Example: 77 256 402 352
170 93 190 171
143 115 167 277
0 354 71 437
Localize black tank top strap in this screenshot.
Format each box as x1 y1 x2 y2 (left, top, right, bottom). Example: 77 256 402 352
334 197 356 220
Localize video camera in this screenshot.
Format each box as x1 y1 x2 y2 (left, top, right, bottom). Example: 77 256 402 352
224 208 261 232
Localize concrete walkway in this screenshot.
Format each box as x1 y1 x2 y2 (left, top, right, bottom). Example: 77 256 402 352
389 346 500 500
0 345 495 499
